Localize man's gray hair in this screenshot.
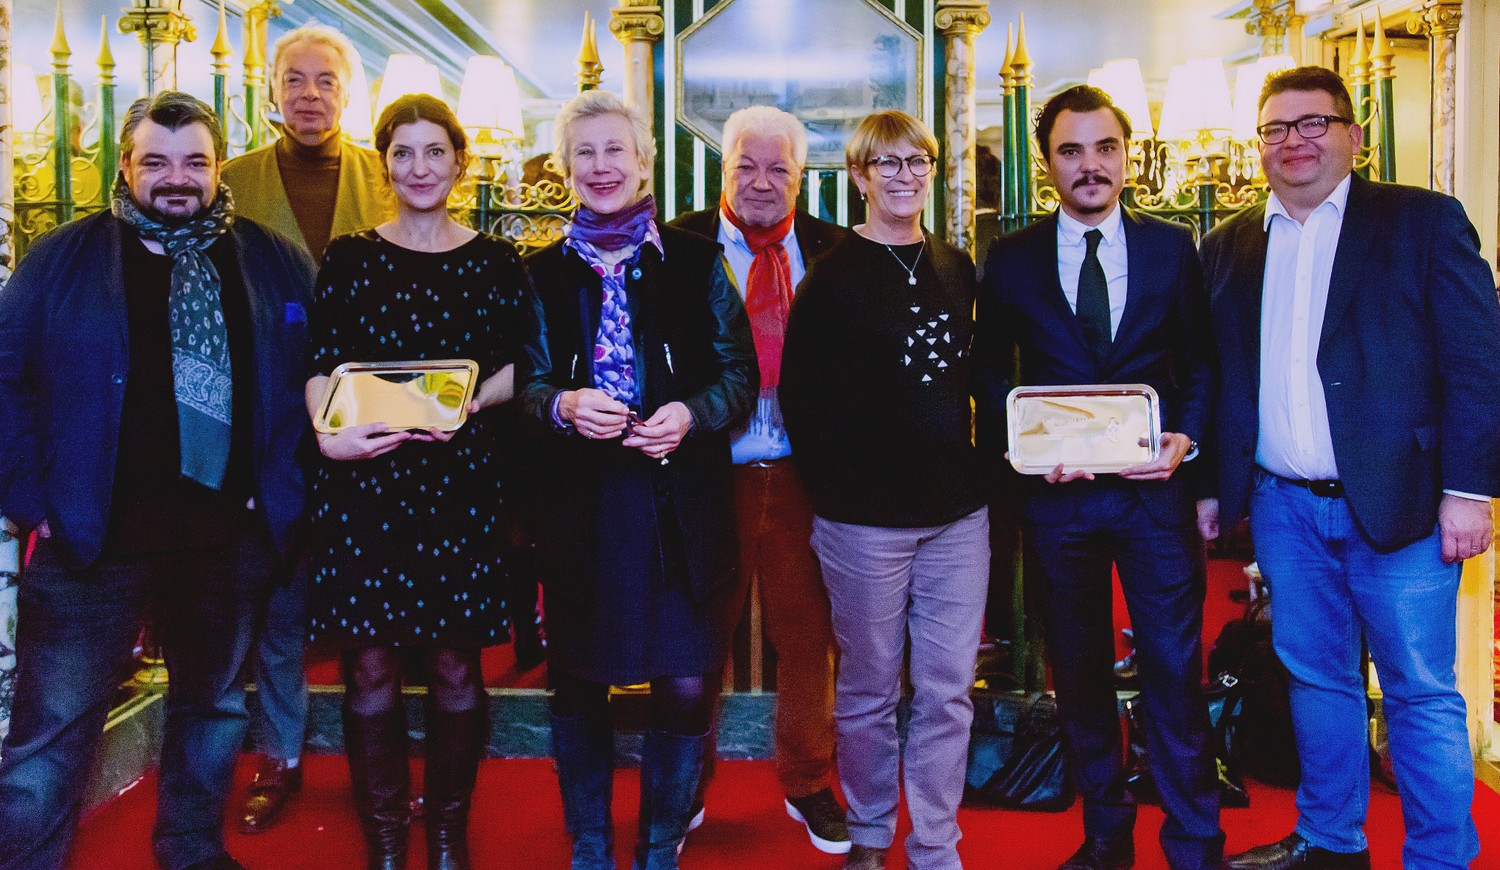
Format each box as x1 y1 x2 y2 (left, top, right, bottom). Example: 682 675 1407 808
271 23 359 91
722 105 807 169
120 91 224 161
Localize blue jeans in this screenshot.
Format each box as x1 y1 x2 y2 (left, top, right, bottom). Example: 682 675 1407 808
252 564 308 762
0 521 275 870
1249 470 1478 869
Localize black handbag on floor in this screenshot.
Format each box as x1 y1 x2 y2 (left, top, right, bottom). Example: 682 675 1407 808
964 691 1075 811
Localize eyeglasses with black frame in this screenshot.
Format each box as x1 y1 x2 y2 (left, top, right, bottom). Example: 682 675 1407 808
865 154 935 178
1255 114 1354 145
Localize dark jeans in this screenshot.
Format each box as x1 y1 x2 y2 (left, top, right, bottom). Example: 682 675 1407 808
0 517 275 870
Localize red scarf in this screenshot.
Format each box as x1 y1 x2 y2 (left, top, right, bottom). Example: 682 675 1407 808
721 194 796 389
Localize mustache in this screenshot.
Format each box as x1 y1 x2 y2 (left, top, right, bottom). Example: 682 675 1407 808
150 184 205 199
1072 174 1113 189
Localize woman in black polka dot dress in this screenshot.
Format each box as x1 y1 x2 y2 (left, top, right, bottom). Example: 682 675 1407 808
303 94 528 870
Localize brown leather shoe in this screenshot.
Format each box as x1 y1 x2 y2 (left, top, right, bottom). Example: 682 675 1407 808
844 844 887 870
238 757 303 833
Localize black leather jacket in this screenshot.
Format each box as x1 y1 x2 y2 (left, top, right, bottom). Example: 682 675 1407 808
518 221 757 603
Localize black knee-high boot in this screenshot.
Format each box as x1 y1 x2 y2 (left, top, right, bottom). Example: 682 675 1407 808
424 705 486 870
632 730 708 870
551 713 617 870
343 702 412 870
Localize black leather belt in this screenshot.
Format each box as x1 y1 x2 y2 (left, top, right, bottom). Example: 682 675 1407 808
1262 468 1344 498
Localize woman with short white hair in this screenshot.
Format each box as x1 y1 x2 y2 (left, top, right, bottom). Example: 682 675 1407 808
518 90 757 870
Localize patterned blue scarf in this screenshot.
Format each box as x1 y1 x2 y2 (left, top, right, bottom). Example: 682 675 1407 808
111 174 237 491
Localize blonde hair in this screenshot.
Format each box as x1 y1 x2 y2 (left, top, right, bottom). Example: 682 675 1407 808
722 105 807 169
551 90 655 194
845 110 939 173
272 24 359 93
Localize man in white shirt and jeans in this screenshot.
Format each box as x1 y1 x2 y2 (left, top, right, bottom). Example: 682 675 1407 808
1200 65 1500 870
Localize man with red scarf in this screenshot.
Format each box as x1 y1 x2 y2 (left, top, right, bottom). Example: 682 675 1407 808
672 105 849 855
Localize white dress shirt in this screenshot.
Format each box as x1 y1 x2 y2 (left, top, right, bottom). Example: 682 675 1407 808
718 209 805 464
1255 175 1484 500
1056 203 1128 339
1256 174 1350 482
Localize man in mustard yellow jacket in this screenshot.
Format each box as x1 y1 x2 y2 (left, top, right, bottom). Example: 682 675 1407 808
221 23 393 835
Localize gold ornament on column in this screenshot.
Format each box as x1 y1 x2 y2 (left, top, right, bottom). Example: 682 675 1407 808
935 0 990 254
118 0 196 94
1408 0 1462 193
608 0 663 141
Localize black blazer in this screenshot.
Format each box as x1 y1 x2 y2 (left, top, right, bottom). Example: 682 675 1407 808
1201 173 1500 550
0 211 316 565
669 207 847 269
972 208 1215 526
517 222 757 604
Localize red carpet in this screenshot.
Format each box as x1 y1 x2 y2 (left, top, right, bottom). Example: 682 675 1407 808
69 756 1500 869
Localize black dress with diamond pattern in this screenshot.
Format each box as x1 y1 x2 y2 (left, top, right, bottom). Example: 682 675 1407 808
306 230 527 648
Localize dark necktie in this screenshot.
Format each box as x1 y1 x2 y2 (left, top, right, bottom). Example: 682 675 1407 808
1077 228 1112 361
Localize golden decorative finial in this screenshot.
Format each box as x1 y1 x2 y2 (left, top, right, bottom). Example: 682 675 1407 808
1001 23 1014 78
1010 12 1032 71
579 11 599 64
577 11 603 91
51 2 72 66
211 0 233 64
1370 6 1396 75
243 19 264 71
1347 13 1370 86
97 15 116 73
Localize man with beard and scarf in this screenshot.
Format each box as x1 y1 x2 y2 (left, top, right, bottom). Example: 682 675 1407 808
669 105 849 856
0 92 314 870
970 85 1222 870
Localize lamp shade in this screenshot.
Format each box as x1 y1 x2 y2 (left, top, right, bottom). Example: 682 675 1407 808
11 62 45 137
343 59 374 142
1156 58 1235 141
457 56 524 140
1231 55 1295 140
1087 58 1154 140
374 54 443 120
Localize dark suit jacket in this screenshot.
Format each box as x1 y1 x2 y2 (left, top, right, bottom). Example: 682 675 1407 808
0 211 316 566
1201 173 1500 551
973 208 1215 526
669 208 846 273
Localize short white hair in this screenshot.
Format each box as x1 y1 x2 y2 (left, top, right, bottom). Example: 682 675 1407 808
721 105 807 169
551 90 656 194
272 24 359 89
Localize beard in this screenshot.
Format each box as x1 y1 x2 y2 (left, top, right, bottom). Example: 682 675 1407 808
139 184 208 225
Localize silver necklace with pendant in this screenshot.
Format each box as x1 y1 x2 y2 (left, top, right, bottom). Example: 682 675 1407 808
884 238 926 286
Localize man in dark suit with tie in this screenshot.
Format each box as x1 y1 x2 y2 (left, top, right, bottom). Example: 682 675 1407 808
671 106 850 854
1202 66 1500 870
972 86 1221 870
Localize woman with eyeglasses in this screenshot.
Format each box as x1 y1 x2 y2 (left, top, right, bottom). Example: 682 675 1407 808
781 111 989 870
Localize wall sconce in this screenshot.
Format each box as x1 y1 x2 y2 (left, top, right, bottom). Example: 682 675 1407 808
1087 58 1154 139
343 58 374 143
456 55 524 166
1231 54 1295 140
1156 58 1235 187
373 54 442 120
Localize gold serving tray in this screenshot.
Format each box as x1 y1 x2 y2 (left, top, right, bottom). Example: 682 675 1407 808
1006 384 1161 475
313 360 479 434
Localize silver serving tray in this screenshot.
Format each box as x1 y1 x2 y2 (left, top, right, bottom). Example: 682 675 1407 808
313 360 480 434
1006 384 1161 474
